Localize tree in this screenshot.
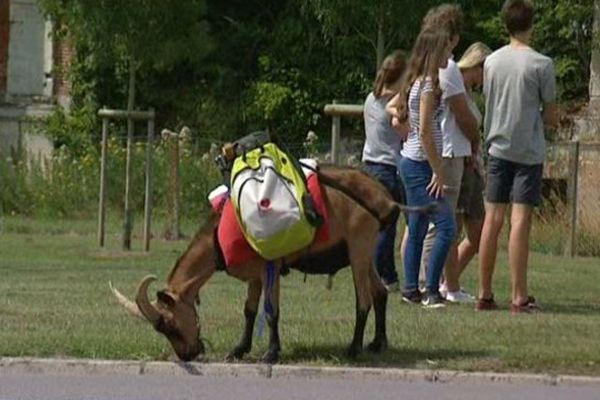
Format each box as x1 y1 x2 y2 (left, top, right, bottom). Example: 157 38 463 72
301 0 435 69
39 0 213 112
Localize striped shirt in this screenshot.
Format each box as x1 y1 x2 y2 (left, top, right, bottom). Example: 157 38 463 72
400 78 444 161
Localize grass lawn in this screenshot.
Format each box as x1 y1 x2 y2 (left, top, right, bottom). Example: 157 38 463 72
0 215 599 376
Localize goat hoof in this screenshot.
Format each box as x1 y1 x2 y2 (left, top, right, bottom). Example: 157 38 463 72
345 345 361 359
367 338 388 354
261 349 279 364
225 345 250 362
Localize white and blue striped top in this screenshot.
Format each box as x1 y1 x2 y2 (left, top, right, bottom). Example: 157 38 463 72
400 78 444 162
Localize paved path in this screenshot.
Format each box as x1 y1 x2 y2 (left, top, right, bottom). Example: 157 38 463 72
1 358 599 400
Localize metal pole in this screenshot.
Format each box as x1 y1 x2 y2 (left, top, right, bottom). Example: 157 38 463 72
567 140 580 257
98 114 108 247
143 109 155 252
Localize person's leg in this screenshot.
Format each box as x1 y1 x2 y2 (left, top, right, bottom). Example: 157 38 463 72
419 223 435 286
509 204 533 305
477 203 506 300
404 211 429 292
444 157 466 303
456 167 485 277
425 197 457 296
477 156 513 307
364 163 400 288
399 158 433 299
509 162 543 309
456 216 483 275
420 158 463 295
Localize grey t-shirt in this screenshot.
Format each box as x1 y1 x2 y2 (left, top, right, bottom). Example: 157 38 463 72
483 45 556 165
362 92 402 167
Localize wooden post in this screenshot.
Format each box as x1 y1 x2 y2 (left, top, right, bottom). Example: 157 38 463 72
566 140 580 257
331 100 341 164
123 116 134 250
143 109 155 252
122 62 136 251
170 130 181 240
162 128 182 240
98 114 108 247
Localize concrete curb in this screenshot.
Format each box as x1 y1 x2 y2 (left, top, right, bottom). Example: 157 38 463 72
1 357 599 387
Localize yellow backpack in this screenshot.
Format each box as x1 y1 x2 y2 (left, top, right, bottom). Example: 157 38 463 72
229 142 318 260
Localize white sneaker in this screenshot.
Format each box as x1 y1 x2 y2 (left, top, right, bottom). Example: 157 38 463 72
446 289 475 304
439 283 448 298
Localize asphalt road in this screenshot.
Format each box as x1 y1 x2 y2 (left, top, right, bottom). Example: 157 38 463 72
1 373 599 400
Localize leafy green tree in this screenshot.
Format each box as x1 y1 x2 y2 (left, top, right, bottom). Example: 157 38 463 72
301 0 435 68
39 0 212 112
474 0 594 100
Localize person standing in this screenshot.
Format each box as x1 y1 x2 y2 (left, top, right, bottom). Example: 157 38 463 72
453 42 492 282
419 4 481 304
477 0 558 313
387 29 457 308
362 50 408 292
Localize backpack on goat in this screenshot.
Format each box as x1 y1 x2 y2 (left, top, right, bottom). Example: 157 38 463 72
228 135 321 260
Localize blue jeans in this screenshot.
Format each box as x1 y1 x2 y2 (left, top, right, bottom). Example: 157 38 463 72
399 157 456 293
363 161 400 285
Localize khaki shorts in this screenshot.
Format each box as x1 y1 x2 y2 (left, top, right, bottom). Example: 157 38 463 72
441 157 465 210
457 165 485 220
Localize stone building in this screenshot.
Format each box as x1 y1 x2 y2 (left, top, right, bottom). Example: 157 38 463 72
0 0 72 158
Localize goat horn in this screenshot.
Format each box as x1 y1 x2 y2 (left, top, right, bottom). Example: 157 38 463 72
109 281 144 319
135 275 161 325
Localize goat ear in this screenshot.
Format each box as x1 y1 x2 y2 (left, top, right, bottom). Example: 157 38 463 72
156 290 176 307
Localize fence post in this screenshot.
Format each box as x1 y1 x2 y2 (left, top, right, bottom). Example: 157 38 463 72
98 113 108 248
330 100 341 164
162 128 182 240
122 112 134 250
566 140 580 258
143 109 155 252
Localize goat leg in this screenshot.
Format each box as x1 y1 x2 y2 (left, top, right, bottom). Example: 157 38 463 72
347 285 370 358
261 266 281 364
367 267 388 353
226 280 261 361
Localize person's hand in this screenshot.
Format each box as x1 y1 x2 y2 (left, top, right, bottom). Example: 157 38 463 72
427 173 445 199
391 117 409 141
470 144 484 174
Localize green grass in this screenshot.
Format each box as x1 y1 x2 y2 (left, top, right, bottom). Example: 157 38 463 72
0 215 599 376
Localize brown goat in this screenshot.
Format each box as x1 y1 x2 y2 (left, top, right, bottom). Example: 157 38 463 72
111 165 401 363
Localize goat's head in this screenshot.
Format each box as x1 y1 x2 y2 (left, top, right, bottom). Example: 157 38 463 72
111 275 205 362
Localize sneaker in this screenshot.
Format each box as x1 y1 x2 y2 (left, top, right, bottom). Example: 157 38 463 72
446 289 475 304
383 281 400 293
475 295 499 311
401 289 423 304
421 292 446 309
510 296 540 314
439 283 448 298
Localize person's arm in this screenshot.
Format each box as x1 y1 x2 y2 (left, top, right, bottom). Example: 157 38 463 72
543 103 559 129
541 61 559 131
391 116 410 141
419 91 445 198
447 93 480 143
385 92 403 118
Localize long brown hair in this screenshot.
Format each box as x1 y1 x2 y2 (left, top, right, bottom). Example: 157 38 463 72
373 50 406 98
394 29 450 122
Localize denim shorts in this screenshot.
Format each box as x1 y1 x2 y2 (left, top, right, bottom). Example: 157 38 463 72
485 155 543 206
